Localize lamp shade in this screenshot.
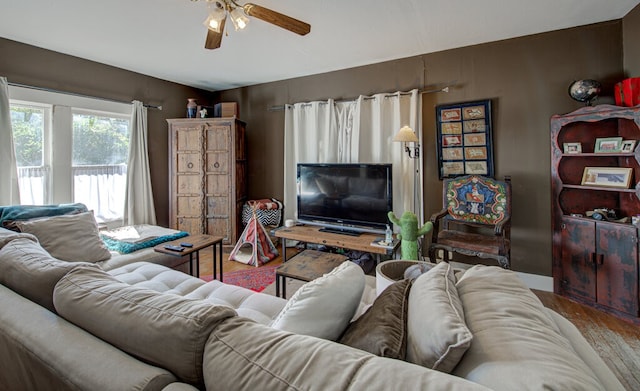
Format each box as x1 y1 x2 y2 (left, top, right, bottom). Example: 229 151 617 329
230 7 249 30
203 4 226 33
393 126 419 143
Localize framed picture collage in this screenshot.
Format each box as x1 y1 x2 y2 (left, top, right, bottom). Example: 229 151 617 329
436 99 494 179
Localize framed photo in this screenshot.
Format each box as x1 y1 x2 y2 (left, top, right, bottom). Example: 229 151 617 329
436 99 493 179
465 161 488 175
581 167 633 189
563 142 582 154
442 161 465 176
621 140 637 153
594 137 623 153
441 122 462 134
442 147 463 160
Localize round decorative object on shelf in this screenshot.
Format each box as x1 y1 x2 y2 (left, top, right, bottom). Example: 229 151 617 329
568 79 601 106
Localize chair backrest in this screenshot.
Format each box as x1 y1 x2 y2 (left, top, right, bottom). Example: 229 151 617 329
443 175 511 225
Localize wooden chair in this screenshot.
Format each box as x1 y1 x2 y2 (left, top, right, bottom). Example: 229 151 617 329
429 175 511 269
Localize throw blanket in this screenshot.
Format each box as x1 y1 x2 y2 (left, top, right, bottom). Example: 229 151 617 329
101 224 188 254
0 203 88 228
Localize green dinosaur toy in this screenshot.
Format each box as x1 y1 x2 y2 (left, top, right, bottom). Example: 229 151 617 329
388 211 433 260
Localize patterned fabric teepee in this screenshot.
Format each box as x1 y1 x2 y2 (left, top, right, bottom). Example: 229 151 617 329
229 201 279 266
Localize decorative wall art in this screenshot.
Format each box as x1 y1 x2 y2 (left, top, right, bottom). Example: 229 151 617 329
436 100 494 179
594 137 622 153
581 167 632 189
563 142 582 154
621 140 637 153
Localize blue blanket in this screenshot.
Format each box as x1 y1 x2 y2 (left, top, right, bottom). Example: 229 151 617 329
0 203 88 228
101 231 189 254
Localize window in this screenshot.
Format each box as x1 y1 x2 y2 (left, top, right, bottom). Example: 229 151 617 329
9 86 131 223
10 103 48 205
72 111 130 222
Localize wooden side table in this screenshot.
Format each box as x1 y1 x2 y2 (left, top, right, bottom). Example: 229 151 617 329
154 234 224 280
275 249 348 298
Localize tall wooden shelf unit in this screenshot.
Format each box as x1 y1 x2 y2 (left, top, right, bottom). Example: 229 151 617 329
550 104 640 322
167 117 247 245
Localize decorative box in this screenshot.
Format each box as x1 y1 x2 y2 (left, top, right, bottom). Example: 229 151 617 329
614 78 640 107
213 102 239 118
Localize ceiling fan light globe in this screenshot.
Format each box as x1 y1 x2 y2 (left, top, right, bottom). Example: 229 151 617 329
203 7 226 32
230 7 249 30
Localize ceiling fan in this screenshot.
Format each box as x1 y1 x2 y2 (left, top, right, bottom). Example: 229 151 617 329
192 0 311 50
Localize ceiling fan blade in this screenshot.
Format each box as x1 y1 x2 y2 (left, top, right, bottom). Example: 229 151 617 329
243 3 310 36
204 17 226 49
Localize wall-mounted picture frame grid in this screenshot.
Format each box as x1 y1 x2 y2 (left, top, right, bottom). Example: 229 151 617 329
436 99 494 179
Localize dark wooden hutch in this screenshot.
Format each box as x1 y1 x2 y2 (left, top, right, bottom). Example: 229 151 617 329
550 104 640 323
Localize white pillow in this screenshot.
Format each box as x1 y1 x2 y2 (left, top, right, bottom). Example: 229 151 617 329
15 211 111 263
405 261 472 373
270 261 365 341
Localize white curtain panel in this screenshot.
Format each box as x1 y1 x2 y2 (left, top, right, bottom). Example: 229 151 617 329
123 100 156 225
0 77 21 205
283 100 337 220
357 90 423 223
283 89 423 224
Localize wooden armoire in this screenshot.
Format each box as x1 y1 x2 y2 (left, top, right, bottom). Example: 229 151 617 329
167 118 247 245
550 105 640 322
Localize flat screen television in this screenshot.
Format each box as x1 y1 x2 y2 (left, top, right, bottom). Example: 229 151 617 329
296 163 393 235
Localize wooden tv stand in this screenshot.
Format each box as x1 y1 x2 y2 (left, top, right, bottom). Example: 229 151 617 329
274 225 398 261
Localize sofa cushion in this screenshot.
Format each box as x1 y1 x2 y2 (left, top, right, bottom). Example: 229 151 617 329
108 261 287 325
0 229 100 312
204 317 492 391
405 261 472 373
53 267 237 387
452 265 606 390
0 284 178 391
339 278 412 359
15 211 111 263
270 261 365 340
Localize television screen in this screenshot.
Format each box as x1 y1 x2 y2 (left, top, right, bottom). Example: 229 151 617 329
296 163 392 234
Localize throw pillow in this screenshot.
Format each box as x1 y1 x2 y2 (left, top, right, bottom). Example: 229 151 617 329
405 261 472 373
15 211 111 263
270 261 365 341
339 278 412 359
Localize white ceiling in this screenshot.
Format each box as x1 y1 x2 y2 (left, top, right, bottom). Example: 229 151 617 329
1 0 638 92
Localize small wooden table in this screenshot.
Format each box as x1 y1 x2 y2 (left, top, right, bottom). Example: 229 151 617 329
154 234 224 280
275 249 348 298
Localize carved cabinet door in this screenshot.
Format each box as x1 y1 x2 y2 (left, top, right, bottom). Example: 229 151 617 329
560 217 596 302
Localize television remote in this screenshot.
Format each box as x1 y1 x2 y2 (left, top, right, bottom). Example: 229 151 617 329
180 242 193 248
164 245 185 252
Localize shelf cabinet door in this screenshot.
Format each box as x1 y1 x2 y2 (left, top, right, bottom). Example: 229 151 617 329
560 217 596 301
596 223 639 316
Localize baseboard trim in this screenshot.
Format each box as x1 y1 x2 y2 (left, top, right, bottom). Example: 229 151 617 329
447 261 553 292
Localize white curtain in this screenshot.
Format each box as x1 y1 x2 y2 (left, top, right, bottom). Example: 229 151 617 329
283 89 423 225
0 77 21 205
123 100 156 225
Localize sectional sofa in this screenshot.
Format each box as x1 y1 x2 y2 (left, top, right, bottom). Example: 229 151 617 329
0 210 626 390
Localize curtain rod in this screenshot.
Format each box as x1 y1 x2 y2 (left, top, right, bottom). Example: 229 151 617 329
267 84 452 112
7 82 162 110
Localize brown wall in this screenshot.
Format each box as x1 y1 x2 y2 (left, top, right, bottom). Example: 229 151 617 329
2 13 637 276
220 21 625 276
624 4 640 75
0 38 213 227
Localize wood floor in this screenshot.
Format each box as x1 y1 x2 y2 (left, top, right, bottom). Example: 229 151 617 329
197 249 640 390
